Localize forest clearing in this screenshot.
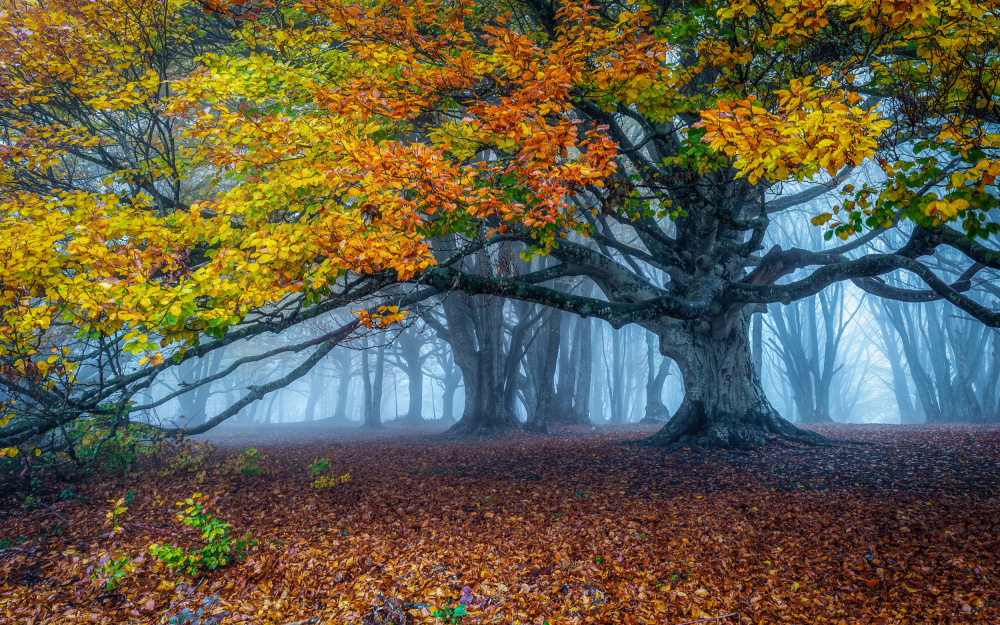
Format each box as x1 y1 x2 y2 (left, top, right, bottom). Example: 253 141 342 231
2 424 998 625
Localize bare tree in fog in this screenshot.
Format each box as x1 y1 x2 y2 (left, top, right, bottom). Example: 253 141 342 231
873 297 1000 424
643 331 671 424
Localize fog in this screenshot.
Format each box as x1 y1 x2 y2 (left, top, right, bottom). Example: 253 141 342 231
123 161 999 432
140 274 997 432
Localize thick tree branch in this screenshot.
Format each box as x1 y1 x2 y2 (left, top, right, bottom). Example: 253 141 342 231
419 266 718 327
852 262 984 303
762 167 854 213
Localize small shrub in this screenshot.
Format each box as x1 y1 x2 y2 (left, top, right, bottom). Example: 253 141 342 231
307 457 332 477
431 603 469 624
313 471 351 489
91 552 135 590
104 497 128 537
149 492 255 577
220 447 265 476
17 493 39 510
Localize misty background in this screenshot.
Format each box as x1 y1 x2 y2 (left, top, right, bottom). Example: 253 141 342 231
133 180 1000 431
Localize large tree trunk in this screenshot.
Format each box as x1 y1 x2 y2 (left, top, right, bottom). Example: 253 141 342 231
439 296 521 436
751 312 763 372
526 310 561 433
403 364 423 422
574 315 593 424
433 340 462 424
447 350 520 436
645 319 829 449
551 314 593 426
551 312 575 421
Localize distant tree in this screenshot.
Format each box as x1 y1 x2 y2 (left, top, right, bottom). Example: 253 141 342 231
875 297 1000 424
642 331 671 424
425 337 462 424
766 285 858 423
361 338 386 429
551 312 595 427
384 324 435 423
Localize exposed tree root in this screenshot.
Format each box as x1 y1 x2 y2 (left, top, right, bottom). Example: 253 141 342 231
642 400 835 451
442 413 521 438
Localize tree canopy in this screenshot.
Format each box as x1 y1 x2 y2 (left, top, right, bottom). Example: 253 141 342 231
2 0 999 458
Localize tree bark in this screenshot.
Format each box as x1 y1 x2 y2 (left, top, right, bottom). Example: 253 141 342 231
644 318 829 449
608 326 626 423
551 312 575 420
404 364 424 422
574 315 593 424
752 312 763 373
440 367 459 423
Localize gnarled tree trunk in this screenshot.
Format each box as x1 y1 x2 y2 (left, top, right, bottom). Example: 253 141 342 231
645 318 828 449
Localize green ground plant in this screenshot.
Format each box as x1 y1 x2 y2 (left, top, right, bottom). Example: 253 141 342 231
148 492 255 577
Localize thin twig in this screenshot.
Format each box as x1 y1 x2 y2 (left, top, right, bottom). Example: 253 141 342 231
38 502 69 524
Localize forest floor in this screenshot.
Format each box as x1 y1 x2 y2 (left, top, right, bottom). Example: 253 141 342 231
1 423 998 625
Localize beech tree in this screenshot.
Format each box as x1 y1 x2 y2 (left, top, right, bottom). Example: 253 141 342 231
3 0 1000 459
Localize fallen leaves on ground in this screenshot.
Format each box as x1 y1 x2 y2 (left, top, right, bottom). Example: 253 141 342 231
1 423 998 624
